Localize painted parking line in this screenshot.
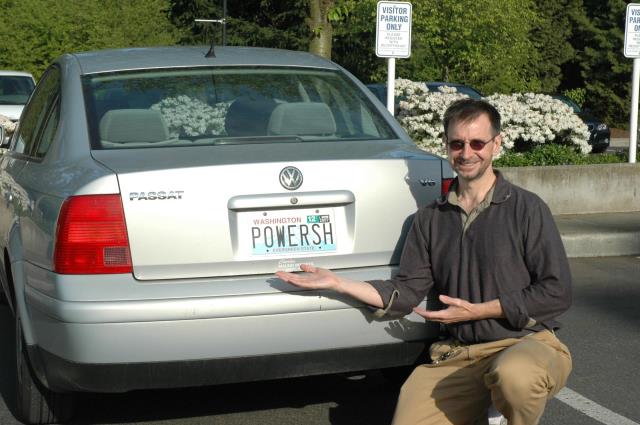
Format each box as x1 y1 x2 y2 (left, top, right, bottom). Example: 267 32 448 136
556 387 640 425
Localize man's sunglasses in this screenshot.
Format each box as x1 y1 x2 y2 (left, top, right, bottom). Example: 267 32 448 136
446 135 497 151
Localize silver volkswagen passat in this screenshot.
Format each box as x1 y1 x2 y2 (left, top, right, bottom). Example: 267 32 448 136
0 46 453 424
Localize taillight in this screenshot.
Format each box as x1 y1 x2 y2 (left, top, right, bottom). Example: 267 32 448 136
441 177 454 196
54 194 132 274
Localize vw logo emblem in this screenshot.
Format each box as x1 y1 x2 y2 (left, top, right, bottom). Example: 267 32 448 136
279 166 303 191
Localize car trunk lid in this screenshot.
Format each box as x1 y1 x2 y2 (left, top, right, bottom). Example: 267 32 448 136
91 143 444 280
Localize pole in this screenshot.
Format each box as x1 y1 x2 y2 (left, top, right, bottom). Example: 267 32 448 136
222 0 227 46
386 58 396 116
630 57 639 164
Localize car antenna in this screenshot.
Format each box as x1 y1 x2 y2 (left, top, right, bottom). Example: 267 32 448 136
195 18 226 58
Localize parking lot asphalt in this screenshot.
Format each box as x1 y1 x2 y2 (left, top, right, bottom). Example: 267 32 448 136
2 256 639 425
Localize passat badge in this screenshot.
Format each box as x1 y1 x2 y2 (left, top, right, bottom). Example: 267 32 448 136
279 166 303 191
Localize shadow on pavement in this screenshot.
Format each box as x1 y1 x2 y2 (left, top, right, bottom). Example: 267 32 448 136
68 372 399 425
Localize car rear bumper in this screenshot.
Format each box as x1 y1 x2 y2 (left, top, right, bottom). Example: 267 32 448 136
32 340 427 393
22 265 437 392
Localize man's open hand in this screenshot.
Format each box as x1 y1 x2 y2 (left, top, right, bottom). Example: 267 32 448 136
275 264 341 291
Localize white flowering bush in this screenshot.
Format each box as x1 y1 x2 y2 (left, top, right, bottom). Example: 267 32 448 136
487 93 591 154
395 80 591 157
395 79 467 157
151 96 229 138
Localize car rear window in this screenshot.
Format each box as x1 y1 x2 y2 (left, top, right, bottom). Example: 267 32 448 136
83 67 396 149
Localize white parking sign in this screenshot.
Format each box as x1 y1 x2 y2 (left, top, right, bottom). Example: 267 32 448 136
376 1 412 58
624 3 640 58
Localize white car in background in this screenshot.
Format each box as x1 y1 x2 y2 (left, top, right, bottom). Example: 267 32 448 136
0 70 36 121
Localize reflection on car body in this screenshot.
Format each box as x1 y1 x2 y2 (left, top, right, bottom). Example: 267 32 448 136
0 46 453 424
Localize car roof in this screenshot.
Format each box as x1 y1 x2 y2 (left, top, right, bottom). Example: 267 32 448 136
425 81 463 87
0 70 35 78
425 81 478 90
425 81 483 98
68 46 340 75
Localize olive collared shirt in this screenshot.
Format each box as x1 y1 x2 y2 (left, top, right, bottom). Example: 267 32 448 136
368 171 572 344
448 182 495 234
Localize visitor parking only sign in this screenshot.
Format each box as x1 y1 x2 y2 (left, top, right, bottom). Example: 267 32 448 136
625 3 640 57
376 1 412 58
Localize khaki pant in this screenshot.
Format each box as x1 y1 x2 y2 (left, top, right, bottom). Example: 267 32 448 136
392 330 572 425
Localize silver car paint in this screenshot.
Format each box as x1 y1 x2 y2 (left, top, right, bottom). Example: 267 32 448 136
100 157 441 279
0 46 452 392
23 261 432 363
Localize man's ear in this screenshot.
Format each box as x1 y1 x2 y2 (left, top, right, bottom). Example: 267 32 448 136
492 134 502 156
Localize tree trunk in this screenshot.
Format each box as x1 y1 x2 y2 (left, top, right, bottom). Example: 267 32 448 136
307 0 334 60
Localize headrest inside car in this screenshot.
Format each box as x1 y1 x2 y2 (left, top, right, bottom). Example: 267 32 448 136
100 109 170 144
224 96 277 137
267 102 336 136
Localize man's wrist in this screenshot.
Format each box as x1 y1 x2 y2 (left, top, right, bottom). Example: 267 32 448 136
475 299 504 320
333 278 346 293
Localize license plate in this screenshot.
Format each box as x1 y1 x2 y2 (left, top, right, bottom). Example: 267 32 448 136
238 208 337 257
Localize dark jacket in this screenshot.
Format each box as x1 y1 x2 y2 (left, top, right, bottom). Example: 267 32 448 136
369 171 572 344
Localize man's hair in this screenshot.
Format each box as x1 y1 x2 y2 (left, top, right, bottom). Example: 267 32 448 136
443 98 501 137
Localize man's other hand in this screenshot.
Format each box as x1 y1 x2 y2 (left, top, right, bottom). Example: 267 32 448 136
413 295 504 323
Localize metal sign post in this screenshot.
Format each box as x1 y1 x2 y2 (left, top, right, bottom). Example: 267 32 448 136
624 3 640 163
630 59 639 164
375 1 412 116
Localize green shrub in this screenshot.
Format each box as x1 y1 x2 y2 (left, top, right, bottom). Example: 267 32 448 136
562 88 587 108
493 144 629 167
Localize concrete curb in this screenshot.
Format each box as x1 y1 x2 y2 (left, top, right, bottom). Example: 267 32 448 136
561 232 640 257
554 212 640 258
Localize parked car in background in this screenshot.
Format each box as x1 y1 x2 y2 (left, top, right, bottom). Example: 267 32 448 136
366 82 389 105
424 82 483 99
366 81 483 106
0 45 453 424
553 94 610 153
0 70 36 121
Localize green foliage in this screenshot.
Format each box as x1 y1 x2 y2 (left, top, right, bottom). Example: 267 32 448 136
405 0 544 94
563 88 587 108
331 0 382 81
561 0 630 128
0 0 633 132
332 0 544 94
494 144 629 167
0 0 182 79
170 0 309 51
327 0 357 22
529 0 580 93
